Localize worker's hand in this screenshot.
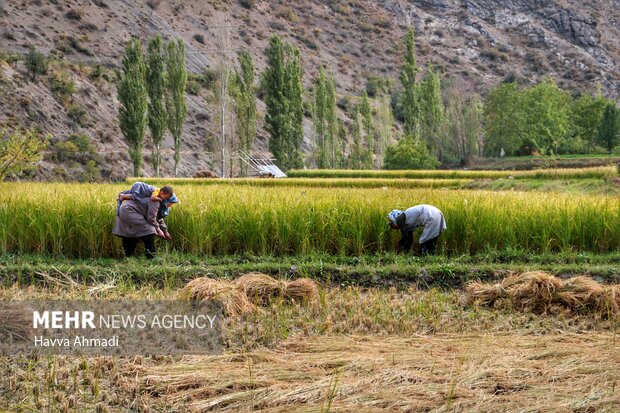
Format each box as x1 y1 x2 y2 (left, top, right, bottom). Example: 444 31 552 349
156 228 165 238
164 231 172 240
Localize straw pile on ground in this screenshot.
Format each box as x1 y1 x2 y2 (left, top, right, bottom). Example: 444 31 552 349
0 302 34 342
464 271 620 317
234 272 286 305
183 274 319 315
284 278 319 303
182 277 255 317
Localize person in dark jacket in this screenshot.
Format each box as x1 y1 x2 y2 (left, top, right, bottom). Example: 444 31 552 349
112 185 176 259
387 205 447 255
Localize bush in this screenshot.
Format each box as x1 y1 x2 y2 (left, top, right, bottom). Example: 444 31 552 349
365 75 391 97
67 104 88 126
49 72 76 103
24 46 48 80
186 78 201 95
383 136 439 170
47 133 99 164
239 0 255 9
65 8 82 20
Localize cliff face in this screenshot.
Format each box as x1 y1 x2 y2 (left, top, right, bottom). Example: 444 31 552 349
0 0 618 178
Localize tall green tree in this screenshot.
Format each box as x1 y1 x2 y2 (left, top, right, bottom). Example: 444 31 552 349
348 106 365 169
284 44 304 170
325 74 338 168
313 67 329 168
165 38 188 177
521 77 571 155
263 36 304 170
233 49 257 175
399 28 420 138
117 38 148 177
336 118 347 168
264 36 286 169
375 93 393 168
572 89 608 152
359 90 375 168
484 82 524 157
419 64 445 160
146 35 167 177
598 103 619 154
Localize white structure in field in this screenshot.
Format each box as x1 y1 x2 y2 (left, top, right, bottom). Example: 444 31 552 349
237 150 287 178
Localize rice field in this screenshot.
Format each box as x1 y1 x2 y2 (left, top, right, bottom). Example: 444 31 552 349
128 177 471 189
286 166 616 180
2 182 620 257
3 169 620 412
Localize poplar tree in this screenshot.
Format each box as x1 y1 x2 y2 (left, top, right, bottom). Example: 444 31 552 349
598 103 619 154
284 44 304 170
146 35 167 177
359 90 375 168
313 67 328 168
264 36 286 168
231 49 257 175
419 64 445 160
399 28 420 138
325 74 338 168
375 93 393 168
117 38 148 177
348 106 364 169
336 118 347 168
165 38 187 177
264 36 304 171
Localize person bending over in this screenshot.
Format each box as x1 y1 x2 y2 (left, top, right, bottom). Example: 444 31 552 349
387 204 447 255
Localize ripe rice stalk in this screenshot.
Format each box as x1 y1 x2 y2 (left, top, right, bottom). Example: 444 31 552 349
3 183 620 257
286 166 615 180
234 272 286 304
182 277 254 317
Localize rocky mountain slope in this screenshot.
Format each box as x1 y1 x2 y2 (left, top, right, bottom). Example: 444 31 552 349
0 0 618 178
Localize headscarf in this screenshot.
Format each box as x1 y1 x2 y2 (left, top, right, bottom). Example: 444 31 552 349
160 194 179 217
387 209 404 225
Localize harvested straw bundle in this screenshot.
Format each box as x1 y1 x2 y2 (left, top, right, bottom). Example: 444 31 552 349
234 273 286 304
556 276 606 310
183 277 254 317
465 271 620 318
284 278 319 304
0 302 34 341
463 281 507 306
503 271 563 312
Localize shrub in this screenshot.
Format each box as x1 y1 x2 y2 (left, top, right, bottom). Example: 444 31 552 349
239 0 255 9
186 78 201 95
65 8 82 20
47 133 99 164
383 136 439 170
365 75 391 97
24 46 48 80
49 71 77 103
67 104 88 126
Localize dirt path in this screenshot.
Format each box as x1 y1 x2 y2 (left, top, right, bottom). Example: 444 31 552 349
140 332 620 412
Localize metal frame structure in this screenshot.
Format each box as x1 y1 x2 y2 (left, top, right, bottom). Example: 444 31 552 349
236 150 287 178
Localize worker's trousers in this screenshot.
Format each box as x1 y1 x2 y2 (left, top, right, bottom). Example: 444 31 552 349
420 236 440 255
121 235 157 259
